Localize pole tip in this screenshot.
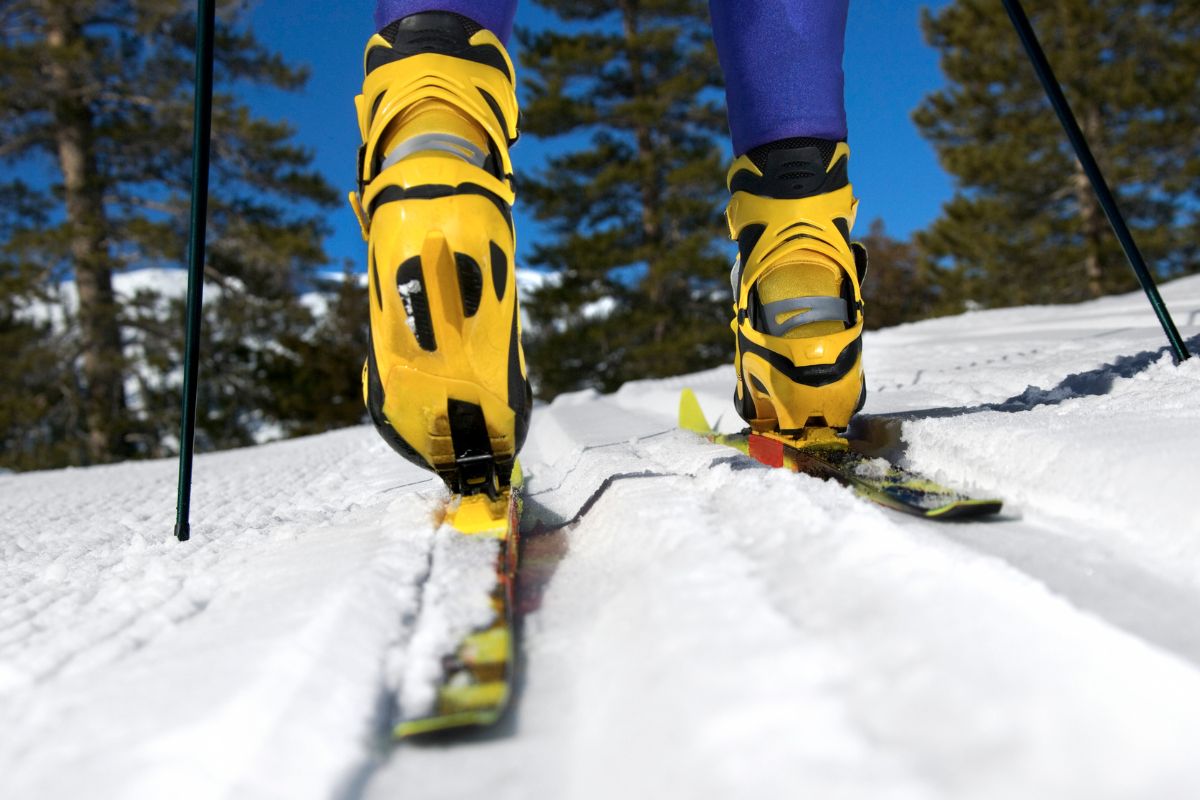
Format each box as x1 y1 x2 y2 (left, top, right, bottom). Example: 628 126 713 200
175 522 191 542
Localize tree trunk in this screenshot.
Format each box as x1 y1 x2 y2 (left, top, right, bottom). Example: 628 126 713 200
620 0 666 341
44 9 127 462
1070 104 1108 300
1061 4 1107 302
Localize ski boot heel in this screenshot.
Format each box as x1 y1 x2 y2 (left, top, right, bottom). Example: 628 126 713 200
351 12 530 494
726 139 868 432
362 226 528 496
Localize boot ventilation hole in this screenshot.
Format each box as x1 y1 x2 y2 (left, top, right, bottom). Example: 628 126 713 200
396 257 437 351
490 241 508 301
455 253 483 317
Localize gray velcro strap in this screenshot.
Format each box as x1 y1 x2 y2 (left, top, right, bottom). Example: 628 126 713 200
761 296 848 336
380 132 488 172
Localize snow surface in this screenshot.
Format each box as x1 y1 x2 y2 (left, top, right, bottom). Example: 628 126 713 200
3 275 1200 799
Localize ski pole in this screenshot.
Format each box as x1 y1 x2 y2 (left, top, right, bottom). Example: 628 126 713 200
1001 0 1190 363
175 0 217 542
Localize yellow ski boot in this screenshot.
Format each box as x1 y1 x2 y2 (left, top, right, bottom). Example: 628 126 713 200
725 138 868 432
349 12 530 495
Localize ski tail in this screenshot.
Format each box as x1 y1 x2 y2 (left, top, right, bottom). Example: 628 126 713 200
394 462 523 738
678 388 716 436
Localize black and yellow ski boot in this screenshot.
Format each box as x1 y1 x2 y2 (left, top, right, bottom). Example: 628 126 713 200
349 12 530 496
726 138 868 433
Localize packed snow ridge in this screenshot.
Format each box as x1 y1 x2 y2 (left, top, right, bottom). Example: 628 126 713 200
3 275 1200 800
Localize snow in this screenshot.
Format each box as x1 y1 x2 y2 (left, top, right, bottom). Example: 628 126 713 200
395 523 501 719
396 278 423 335
3 274 1200 799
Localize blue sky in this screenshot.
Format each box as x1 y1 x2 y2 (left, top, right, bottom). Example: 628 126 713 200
244 1 955 272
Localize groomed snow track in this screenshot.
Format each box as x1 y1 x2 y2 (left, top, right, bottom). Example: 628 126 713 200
3 276 1200 799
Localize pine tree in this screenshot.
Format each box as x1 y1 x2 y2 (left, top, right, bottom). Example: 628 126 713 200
914 0 1200 309
0 183 86 469
0 0 337 466
517 0 731 397
859 220 941 330
260 268 370 438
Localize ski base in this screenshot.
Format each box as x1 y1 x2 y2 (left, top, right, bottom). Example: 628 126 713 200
680 389 1001 519
394 466 523 738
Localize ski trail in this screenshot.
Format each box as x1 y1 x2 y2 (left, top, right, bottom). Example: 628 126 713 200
911 512 1200 670
0 429 440 800
6 275 1200 799
369 473 935 800
366 388 1200 800
652 393 1200 674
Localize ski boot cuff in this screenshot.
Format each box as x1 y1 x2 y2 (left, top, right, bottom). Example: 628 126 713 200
350 12 519 238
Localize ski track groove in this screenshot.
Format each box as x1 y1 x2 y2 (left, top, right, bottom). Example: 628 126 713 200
675 376 1200 682
635 440 1200 799
919 509 1200 672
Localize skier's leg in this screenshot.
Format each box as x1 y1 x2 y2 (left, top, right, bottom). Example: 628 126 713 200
709 0 848 153
351 7 530 494
375 1 517 43
710 0 866 431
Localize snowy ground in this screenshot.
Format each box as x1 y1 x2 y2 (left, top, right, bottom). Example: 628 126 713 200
3 275 1200 799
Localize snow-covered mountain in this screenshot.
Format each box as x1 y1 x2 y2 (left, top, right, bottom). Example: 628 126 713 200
2 275 1199 799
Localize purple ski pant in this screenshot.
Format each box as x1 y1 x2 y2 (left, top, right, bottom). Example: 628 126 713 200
373 1 849 155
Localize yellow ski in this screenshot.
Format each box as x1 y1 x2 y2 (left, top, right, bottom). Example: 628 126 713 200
395 464 523 737
680 389 1001 519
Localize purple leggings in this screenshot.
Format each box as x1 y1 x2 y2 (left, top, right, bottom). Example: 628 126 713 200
373 1 849 155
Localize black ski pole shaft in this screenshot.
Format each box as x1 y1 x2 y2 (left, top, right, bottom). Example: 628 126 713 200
175 0 217 542
1001 0 1190 363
